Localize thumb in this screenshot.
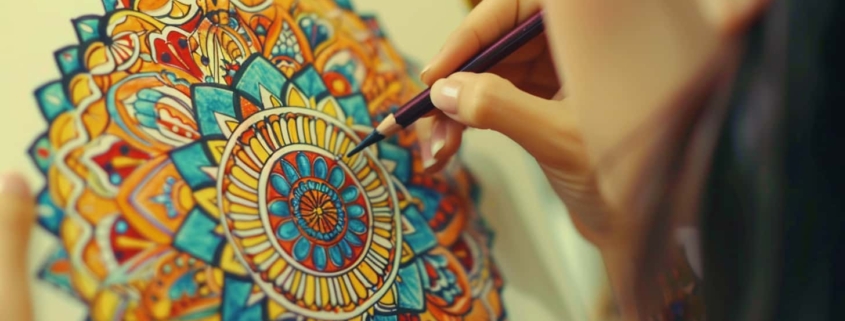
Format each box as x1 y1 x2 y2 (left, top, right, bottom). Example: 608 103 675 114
429 72 584 167
0 173 35 321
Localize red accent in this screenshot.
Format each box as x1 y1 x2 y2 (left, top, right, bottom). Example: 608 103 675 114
151 30 204 79
248 16 273 47
37 147 50 158
179 13 203 32
398 314 421 321
49 260 71 273
239 96 261 119
90 140 151 183
109 219 147 265
430 194 459 232
424 261 439 287
449 237 475 271
323 72 352 96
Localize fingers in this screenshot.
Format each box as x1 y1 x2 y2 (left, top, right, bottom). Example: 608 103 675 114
415 113 466 172
0 173 35 321
429 72 584 168
420 0 543 85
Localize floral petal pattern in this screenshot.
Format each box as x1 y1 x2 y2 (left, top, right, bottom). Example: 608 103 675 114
29 0 506 320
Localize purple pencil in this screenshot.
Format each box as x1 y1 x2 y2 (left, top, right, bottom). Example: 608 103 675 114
347 11 546 157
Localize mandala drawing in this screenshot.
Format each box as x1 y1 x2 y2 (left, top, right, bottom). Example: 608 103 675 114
28 0 506 320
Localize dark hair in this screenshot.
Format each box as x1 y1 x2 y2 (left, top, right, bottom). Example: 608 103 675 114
700 0 845 319
627 0 845 319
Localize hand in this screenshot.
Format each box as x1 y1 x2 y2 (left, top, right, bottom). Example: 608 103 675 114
0 173 35 321
416 0 556 171
415 0 611 243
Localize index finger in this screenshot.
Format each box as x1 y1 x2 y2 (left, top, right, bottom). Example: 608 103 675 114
420 0 543 85
0 173 35 321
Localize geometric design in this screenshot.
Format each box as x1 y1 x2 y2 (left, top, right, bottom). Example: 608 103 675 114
28 0 506 320
218 108 401 319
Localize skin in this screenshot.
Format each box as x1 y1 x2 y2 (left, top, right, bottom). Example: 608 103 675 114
0 173 35 321
1 0 773 319
417 0 770 318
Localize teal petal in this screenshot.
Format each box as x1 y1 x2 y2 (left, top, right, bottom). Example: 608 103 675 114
341 186 359 202
329 246 343 266
192 86 237 137
344 232 362 246
55 47 81 76
233 56 288 103
328 167 344 188
313 246 327 271
347 205 364 218
349 219 367 234
339 240 353 258
73 17 101 42
314 157 328 179
276 221 299 240
137 88 163 101
293 237 311 262
34 82 73 122
134 100 158 115
270 173 291 195
281 160 299 184
136 113 159 128
268 200 290 217
296 152 311 177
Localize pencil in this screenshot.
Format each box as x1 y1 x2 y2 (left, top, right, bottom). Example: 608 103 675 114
347 11 546 157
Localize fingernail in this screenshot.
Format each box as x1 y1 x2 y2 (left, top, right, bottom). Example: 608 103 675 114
422 149 437 169
423 157 437 170
0 173 29 198
419 65 431 81
431 79 460 114
420 138 436 169
431 119 447 158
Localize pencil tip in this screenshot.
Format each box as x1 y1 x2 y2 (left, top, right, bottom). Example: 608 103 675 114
347 130 385 157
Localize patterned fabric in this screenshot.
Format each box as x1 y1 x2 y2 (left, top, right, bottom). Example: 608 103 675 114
28 0 506 320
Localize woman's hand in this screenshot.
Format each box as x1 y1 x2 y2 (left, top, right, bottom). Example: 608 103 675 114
416 0 555 171
416 0 611 243
0 173 35 320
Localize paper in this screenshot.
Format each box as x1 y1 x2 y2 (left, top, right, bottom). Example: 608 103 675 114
29 0 505 319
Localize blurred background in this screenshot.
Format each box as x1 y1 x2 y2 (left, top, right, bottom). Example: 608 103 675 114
0 0 608 319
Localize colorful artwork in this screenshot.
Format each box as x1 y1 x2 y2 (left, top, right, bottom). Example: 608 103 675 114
28 0 506 320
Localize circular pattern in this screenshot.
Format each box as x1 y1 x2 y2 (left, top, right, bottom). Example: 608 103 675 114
289 179 345 243
32 0 509 319
217 108 402 319
264 150 372 273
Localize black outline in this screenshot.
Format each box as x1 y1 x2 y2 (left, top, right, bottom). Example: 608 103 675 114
36 246 85 303
34 187 65 237
70 15 104 43
26 133 50 174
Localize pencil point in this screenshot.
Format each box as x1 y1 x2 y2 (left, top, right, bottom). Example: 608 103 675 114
347 130 385 157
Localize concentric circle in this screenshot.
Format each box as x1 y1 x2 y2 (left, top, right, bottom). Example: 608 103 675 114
217 107 402 319
262 147 372 275
289 179 346 244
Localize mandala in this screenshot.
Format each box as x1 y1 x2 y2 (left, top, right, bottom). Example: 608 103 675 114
29 0 506 320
